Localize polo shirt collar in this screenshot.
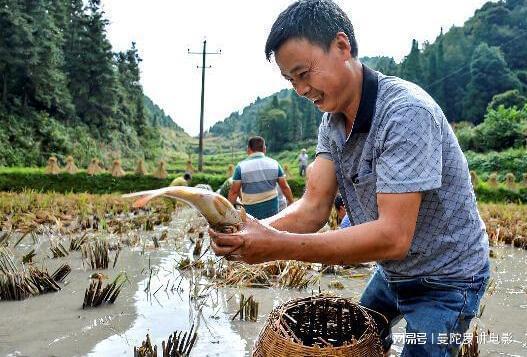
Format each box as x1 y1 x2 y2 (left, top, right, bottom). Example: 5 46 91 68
329 64 378 134
249 152 265 158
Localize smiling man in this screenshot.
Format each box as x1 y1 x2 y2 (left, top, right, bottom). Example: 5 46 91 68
209 0 490 355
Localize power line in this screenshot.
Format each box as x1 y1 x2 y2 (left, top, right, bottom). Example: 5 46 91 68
424 30 527 91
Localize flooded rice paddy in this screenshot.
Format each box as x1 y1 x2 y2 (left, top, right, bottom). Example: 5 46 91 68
0 207 526 357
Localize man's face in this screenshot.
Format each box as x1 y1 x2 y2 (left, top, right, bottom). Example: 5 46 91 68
275 34 353 113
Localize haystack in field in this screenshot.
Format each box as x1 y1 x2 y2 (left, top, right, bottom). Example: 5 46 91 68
186 159 194 173
488 172 498 188
64 155 78 174
505 172 516 190
470 171 478 186
45 156 61 175
283 164 291 177
111 159 126 177
135 159 147 176
87 158 103 175
227 164 234 177
153 160 168 179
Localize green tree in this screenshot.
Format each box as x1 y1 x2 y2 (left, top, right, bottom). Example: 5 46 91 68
257 108 288 151
463 43 522 123
23 0 73 117
0 1 32 107
399 39 424 85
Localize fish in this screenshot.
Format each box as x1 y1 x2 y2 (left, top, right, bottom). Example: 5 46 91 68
123 186 246 233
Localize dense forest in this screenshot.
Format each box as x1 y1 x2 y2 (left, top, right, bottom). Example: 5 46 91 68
0 0 187 167
209 0 527 152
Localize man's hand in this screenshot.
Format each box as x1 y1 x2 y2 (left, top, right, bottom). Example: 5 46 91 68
209 215 283 264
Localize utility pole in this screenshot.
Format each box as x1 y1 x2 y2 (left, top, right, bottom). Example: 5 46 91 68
188 39 221 172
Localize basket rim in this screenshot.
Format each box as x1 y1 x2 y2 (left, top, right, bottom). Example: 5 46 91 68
254 294 385 352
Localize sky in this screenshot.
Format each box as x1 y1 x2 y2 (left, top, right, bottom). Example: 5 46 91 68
102 0 492 136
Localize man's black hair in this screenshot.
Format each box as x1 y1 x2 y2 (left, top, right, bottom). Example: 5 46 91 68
184 172 192 181
248 136 265 152
334 194 345 210
265 0 358 61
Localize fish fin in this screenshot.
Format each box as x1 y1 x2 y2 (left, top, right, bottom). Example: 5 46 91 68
132 194 157 208
123 187 175 207
122 189 159 198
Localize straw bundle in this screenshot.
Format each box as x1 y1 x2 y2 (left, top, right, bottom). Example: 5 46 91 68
45 156 61 175
153 160 168 179
82 272 127 308
50 241 69 258
283 164 291 177
185 159 194 173
469 171 478 187
253 295 384 357
135 159 147 176
81 239 110 269
505 172 516 190
134 334 157 357
161 324 198 357
64 155 78 174
87 158 104 175
0 249 63 300
111 159 126 177
488 172 498 188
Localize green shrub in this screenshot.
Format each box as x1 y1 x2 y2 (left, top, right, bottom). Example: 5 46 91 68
1 170 524 203
472 105 527 152
465 148 527 179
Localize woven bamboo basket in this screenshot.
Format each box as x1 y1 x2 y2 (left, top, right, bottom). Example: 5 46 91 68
253 295 385 357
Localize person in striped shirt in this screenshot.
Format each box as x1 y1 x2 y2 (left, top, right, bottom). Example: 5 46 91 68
228 136 294 219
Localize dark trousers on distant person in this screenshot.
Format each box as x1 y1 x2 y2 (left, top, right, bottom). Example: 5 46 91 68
299 164 307 177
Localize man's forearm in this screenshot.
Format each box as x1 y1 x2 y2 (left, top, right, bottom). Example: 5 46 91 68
262 196 329 233
227 191 238 205
283 186 294 205
271 219 408 264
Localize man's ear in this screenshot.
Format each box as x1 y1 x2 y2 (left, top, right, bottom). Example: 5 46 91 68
334 32 352 58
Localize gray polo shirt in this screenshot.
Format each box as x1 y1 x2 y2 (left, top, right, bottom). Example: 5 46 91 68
316 65 489 279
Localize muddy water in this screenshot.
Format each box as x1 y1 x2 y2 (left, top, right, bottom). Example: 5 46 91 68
0 209 526 357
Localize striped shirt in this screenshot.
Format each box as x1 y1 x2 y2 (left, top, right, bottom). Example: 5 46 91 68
233 152 284 205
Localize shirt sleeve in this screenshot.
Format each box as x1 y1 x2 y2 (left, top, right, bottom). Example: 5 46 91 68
232 165 242 181
315 113 333 161
277 164 284 178
376 106 443 193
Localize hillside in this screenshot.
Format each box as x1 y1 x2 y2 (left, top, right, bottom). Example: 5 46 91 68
207 89 322 152
365 0 527 123
208 0 527 151
0 0 191 167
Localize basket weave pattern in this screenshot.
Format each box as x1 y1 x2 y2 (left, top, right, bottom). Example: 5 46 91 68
253 295 384 357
